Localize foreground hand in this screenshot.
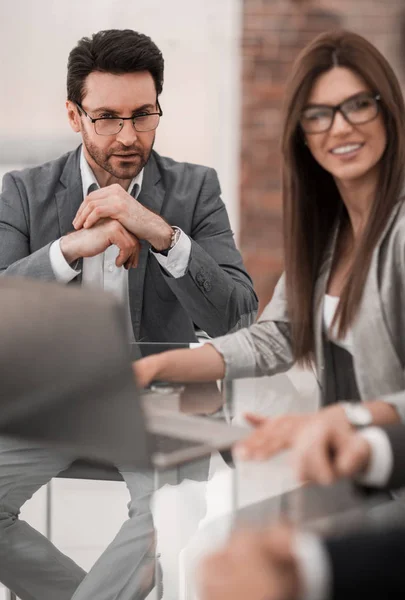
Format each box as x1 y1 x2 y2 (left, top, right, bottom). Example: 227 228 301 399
294 418 371 485
60 218 139 268
72 184 172 250
197 524 300 600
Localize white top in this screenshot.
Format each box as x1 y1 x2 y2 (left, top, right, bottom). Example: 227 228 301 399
49 149 192 340
323 294 354 355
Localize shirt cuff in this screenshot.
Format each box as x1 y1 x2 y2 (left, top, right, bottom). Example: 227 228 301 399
152 228 191 278
49 239 81 283
293 532 332 600
356 427 393 487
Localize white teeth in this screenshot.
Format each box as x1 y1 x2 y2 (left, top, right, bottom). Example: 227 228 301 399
331 144 362 155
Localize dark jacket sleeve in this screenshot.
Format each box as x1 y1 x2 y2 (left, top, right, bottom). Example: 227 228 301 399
380 423 405 489
325 527 405 600
162 167 258 336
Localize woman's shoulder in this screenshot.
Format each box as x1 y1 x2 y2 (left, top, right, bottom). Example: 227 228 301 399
383 200 405 260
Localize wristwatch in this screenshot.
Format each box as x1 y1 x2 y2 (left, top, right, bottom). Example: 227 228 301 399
341 402 373 428
151 226 181 256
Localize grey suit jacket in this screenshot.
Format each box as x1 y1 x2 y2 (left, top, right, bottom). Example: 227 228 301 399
210 198 405 420
0 277 149 468
0 147 257 341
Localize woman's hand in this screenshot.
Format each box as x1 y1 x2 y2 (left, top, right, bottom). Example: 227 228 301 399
132 355 161 388
233 405 349 462
233 412 316 460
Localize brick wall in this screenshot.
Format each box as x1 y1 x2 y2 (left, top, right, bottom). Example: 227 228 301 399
241 0 405 312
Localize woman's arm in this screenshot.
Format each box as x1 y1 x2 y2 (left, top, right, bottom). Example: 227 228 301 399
133 343 226 388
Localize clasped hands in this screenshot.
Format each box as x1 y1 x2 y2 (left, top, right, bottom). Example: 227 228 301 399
60 184 173 268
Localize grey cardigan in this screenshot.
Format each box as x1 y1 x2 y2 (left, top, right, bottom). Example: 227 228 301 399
211 199 405 422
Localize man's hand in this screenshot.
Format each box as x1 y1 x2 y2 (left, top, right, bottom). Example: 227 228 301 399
60 218 140 269
294 418 372 485
197 525 300 600
72 184 173 251
233 405 350 462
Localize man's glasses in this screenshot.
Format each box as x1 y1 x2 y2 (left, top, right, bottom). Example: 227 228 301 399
300 92 381 134
76 101 163 136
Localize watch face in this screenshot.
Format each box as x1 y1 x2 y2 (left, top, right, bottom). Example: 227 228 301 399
346 404 372 427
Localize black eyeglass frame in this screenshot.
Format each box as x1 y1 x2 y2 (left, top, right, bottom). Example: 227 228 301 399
75 100 163 135
300 92 381 135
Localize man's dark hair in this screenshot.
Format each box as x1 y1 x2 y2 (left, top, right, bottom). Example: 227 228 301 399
67 29 164 103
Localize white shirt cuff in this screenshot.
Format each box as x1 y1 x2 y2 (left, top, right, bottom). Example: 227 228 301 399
49 240 81 283
152 228 191 278
356 427 393 487
293 532 332 600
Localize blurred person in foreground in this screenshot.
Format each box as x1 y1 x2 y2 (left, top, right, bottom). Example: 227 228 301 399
135 29 405 463
0 28 257 600
196 406 405 600
0 277 156 599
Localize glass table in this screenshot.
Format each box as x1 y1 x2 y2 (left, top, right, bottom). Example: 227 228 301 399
8 366 391 600
143 370 390 600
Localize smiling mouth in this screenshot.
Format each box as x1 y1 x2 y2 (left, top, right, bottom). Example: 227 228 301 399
330 143 364 155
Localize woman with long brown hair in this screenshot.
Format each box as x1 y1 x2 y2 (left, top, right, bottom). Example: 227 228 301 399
135 30 405 460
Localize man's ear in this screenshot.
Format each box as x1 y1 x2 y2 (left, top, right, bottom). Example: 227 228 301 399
66 100 81 133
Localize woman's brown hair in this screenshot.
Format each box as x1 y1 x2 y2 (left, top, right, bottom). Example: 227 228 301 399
282 30 405 365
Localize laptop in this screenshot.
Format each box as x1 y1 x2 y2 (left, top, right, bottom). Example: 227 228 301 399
0 341 248 471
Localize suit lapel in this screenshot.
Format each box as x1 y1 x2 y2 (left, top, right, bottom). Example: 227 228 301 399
128 152 164 339
55 147 83 236
54 147 83 282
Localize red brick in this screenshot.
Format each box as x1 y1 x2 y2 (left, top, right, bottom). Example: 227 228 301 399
241 0 404 306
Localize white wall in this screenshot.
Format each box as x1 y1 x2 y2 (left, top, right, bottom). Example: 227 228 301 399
0 0 242 234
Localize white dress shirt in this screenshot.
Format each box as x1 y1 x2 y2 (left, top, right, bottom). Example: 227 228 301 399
49 149 192 339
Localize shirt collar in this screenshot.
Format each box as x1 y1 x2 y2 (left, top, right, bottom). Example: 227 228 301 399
79 146 144 198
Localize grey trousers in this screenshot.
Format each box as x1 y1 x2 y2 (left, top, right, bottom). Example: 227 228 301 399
0 435 155 600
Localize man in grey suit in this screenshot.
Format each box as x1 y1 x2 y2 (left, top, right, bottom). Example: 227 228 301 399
0 28 258 600
0 29 257 343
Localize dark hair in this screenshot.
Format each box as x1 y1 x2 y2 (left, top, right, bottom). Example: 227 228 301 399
67 29 164 103
281 30 405 365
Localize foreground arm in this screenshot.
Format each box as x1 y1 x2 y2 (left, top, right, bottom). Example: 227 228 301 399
198 522 405 600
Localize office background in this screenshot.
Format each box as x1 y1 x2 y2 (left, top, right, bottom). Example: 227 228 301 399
1 0 403 312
